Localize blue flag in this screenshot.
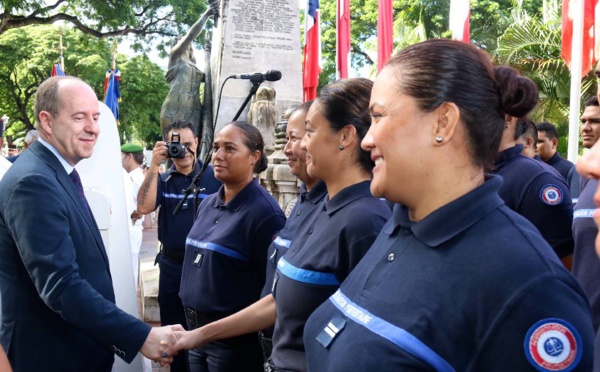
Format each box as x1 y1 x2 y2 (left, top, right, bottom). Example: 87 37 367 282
103 69 121 124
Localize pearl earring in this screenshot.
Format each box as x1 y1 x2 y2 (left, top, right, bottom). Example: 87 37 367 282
435 136 443 143
339 145 345 150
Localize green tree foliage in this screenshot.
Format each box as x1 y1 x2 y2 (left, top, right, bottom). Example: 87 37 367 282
0 25 168 147
495 0 596 154
0 0 212 55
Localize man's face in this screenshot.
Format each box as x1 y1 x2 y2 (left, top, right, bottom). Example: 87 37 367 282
581 105 600 149
536 131 556 162
168 128 197 171
8 148 18 156
39 80 100 166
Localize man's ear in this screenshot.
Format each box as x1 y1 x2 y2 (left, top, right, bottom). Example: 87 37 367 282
552 138 558 149
38 111 53 136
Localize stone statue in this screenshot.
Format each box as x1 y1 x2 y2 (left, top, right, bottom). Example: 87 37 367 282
160 1 219 135
247 86 279 154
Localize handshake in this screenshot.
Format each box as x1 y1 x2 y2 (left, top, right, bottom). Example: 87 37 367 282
140 324 192 366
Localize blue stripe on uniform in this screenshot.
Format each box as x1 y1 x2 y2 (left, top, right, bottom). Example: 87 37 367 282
574 209 595 219
163 192 208 199
274 236 291 248
185 238 247 261
329 290 455 372
277 257 340 286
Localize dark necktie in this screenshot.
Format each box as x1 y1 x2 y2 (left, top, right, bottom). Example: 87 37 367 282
69 169 91 217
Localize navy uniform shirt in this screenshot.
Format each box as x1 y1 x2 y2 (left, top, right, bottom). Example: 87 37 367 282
572 178 600 329
271 180 391 371
156 159 221 252
179 179 285 317
494 145 574 258
304 176 594 372
260 180 327 299
546 152 580 199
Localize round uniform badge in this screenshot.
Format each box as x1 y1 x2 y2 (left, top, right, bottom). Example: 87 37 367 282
540 185 563 206
524 318 582 372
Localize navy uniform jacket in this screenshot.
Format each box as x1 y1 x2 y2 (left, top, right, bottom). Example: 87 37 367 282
494 145 574 258
156 159 221 252
304 176 594 372
180 179 285 318
572 178 600 330
0 141 151 371
546 152 580 199
260 180 328 299
271 181 391 371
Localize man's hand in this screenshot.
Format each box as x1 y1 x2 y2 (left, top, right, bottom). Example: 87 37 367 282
161 328 209 357
131 210 144 221
207 1 220 18
140 325 185 366
151 141 168 169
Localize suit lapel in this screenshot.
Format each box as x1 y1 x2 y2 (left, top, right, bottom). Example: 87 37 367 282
30 142 111 270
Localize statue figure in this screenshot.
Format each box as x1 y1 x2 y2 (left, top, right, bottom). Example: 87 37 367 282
247 86 279 154
160 2 219 135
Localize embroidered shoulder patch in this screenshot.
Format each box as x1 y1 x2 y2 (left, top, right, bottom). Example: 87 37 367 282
540 185 563 206
524 318 582 372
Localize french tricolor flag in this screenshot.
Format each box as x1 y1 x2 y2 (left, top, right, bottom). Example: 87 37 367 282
303 0 321 102
562 0 599 76
449 0 470 43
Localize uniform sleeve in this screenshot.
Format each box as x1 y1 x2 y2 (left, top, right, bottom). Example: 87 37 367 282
155 173 164 208
567 167 581 199
253 212 286 283
519 174 574 257
6 175 150 362
478 276 594 371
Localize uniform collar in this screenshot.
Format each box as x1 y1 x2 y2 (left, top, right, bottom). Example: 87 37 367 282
167 158 202 177
324 180 372 216
213 178 259 212
304 180 327 204
547 152 560 165
385 175 504 247
494 144 524 170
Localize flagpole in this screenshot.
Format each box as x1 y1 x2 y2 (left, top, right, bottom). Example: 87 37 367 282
567 0 585 163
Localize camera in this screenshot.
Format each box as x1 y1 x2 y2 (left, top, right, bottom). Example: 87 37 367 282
167 132 186 158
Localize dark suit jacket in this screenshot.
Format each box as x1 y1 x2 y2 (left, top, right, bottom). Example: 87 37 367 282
0 141 151 371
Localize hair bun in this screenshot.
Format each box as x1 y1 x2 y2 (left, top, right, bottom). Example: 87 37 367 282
494 66 538 118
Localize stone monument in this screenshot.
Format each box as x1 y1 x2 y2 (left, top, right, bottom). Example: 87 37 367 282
247 86 279 154
210 0 303 132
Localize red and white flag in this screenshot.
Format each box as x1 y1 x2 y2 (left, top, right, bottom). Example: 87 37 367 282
337 0 350 79
562 0 600 76
377 0 393 72
303 0 321 102
449 0 470 43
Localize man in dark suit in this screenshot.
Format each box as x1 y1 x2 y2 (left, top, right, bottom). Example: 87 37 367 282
0 76 180 371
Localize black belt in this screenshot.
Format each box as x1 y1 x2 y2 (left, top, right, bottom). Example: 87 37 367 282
258 331 273 361
184 307 216 330
162 249 185 263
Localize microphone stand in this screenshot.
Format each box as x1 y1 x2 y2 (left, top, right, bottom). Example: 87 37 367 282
232 75 264 120
173 148 213 216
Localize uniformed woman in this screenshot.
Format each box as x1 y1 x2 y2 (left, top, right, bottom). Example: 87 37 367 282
164 80 391 371
179 121 286 372
303 39 594 371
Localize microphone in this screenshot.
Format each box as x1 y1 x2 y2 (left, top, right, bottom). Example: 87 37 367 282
230 70 282 82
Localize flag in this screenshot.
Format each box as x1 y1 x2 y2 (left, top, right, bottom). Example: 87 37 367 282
449 0 470 43
103 69 121 125
51 63 65 77
337 0 350 79
562 0 600 76
377 0 393 72
303 0 321 102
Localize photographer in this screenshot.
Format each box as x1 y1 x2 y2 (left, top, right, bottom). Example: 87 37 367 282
137 120 221 372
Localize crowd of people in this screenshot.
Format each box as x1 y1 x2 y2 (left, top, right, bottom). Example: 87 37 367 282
3 38 600 371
